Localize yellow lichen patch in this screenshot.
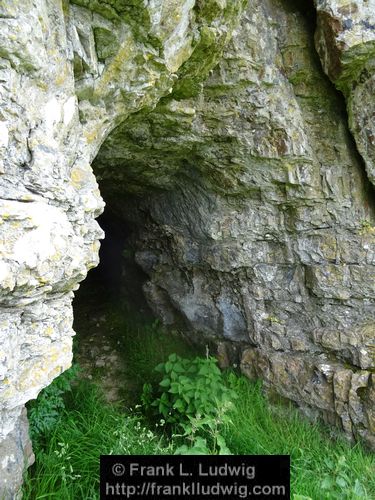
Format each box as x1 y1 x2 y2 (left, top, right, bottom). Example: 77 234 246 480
359 220 375 235
83 127 100 145
44 326 54 337
17 345 70 392
94 36 136 98
37 80 49 91
48 364 65 381
70 166 86 188
38 15 48 36
0 385 15 400
268 315 282 324
51 250 62 261
17 367 46 392
55 64 70 86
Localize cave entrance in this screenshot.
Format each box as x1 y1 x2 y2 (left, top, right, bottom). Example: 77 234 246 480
74 207 153 318
72 205 156 402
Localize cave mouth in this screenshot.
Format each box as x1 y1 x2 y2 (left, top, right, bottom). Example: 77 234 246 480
71 202 161 402
73 204 155 343
71 198 203 403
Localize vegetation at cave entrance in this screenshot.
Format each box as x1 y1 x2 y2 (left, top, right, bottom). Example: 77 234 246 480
24 304 375 500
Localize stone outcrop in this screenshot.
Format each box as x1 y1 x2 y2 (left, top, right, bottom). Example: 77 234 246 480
95 0 375 449
0 0 243 496
315 0 375 181
0 0 375 497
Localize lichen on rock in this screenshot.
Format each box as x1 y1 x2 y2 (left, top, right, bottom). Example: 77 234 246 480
0 0 375 497
0 0 244 496
95 0 375 450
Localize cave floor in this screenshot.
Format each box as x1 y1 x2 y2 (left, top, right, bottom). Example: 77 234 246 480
73 280 136 404
72 270 200 406
73 272 153 402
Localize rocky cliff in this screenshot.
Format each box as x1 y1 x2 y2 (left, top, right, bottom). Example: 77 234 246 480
0 0 374 497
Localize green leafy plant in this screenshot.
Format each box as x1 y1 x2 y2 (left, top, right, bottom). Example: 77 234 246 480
143 354 236 454
27 364 79 440
149 354 235 423
320 456 368 499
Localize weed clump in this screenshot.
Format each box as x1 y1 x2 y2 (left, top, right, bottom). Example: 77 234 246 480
143 354 236 454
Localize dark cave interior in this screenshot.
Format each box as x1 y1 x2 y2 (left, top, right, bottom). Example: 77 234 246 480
73 206 154 320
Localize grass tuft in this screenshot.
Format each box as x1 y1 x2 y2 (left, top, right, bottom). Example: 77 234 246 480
24 292 375 500
224 375 375 499
23 381 173 499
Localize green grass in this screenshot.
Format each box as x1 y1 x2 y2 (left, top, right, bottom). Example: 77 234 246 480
223 376 375 499
24 292 375 500
24 304 200 499
24 367 375 499
112 314 201 390
23 382 174 499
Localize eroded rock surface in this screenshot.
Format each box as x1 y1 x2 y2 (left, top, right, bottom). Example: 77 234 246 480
315 0 375 185
0 0 243 496
95 0 375 449
0 0 375 496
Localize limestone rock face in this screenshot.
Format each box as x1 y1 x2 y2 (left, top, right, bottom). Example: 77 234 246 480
1 0 375 496
0 0 243 496
314 0 375 184
95 0 375 449
0 408 34 500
